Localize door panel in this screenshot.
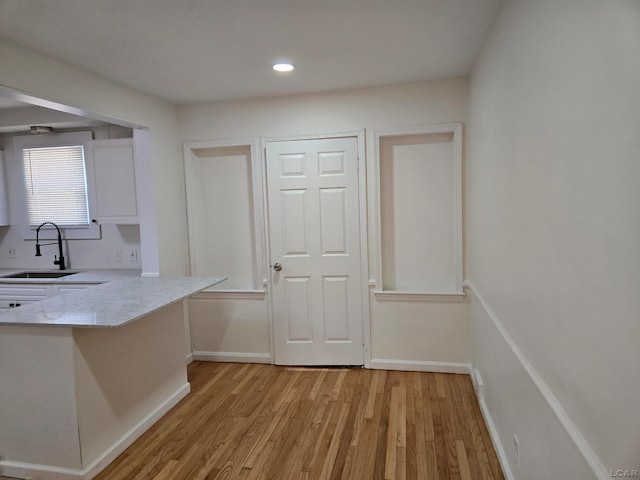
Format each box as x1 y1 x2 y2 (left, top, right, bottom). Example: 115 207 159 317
285 276 312 342
281 189 309 255
320 188 348 255
267 137 363 365
322 276 350 341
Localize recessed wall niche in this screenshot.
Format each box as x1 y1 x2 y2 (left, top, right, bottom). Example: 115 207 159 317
375 123 463 298
184 141 262 290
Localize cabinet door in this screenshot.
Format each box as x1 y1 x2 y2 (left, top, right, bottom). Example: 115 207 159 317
0 284 51 309
87 139 139 224
0 152 9 226
0 300 40 309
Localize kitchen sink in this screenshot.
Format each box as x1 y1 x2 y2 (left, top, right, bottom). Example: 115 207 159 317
2 271 78 279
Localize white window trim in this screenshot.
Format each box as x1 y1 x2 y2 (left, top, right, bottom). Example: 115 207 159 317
13 132 101 240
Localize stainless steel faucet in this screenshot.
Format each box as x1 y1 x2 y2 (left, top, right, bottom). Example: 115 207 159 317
35 221 66 270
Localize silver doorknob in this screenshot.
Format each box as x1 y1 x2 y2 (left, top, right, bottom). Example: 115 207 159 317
273 262 282 272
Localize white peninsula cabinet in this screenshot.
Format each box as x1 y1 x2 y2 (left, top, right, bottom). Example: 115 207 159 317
85 139 139 224
0 275 225 480
0 283 99 310
0 283 49 309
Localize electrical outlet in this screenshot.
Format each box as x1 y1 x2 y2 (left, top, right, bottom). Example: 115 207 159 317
114 248 122 262
513 435 520 468
128 248 138 262
8 247 16 259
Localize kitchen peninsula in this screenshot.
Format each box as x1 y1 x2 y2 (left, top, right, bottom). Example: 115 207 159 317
0 271 226 480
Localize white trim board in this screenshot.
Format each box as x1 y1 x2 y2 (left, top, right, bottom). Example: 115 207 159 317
370 358 471 375
192 351 271 364
191 289 266 300
466 281 611 480
373 290 466 303
0 461 83 480
476 396 516 480
191 354 471 374
0 383 190 480
140 272 160 278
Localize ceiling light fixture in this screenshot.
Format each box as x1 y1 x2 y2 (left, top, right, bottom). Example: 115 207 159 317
30 126 54 134
272 63 294 73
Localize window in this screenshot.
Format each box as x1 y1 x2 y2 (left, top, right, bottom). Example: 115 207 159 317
22 144 90 226
13 131 100 240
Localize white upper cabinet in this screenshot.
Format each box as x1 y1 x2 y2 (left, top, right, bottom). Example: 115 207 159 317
85 139 139 224
0 152 9 226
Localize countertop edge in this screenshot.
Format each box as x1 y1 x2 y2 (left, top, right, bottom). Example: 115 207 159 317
0 275 227 328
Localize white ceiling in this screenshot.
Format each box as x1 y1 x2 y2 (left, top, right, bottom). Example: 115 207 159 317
0 0 504 105
0 96 24 109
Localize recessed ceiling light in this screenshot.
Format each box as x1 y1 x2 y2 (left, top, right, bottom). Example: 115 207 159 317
273 63 294 73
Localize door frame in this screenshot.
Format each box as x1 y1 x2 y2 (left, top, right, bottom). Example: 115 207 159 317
261 130 371 367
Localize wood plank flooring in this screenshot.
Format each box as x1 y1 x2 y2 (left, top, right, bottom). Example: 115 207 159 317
94 362 504 480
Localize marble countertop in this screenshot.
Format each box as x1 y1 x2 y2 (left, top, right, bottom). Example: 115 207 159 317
0 274 226 328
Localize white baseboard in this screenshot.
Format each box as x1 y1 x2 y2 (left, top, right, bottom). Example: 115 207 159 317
0 383 191 480
185 352 194 365
192 351 271 364
476 396 515 480
191 289 266 300
0 461 83 480
191 353 468 373
466 282 610 480
370 358 471 374
81 382 191 479
471 367 485 400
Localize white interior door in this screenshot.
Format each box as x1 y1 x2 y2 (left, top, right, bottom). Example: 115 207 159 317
266 137 364 366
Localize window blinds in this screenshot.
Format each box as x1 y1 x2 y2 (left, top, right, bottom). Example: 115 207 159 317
23 145 90 226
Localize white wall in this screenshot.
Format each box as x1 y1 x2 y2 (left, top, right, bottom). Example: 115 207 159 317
189 294 271 363
0 39 186 275
379 132 458 292
0 224 142 271
0 325 81 469
466 0 640 477
73 301 188 470
178 80 471 367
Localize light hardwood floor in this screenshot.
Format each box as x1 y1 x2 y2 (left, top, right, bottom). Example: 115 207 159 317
94 362 504 480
